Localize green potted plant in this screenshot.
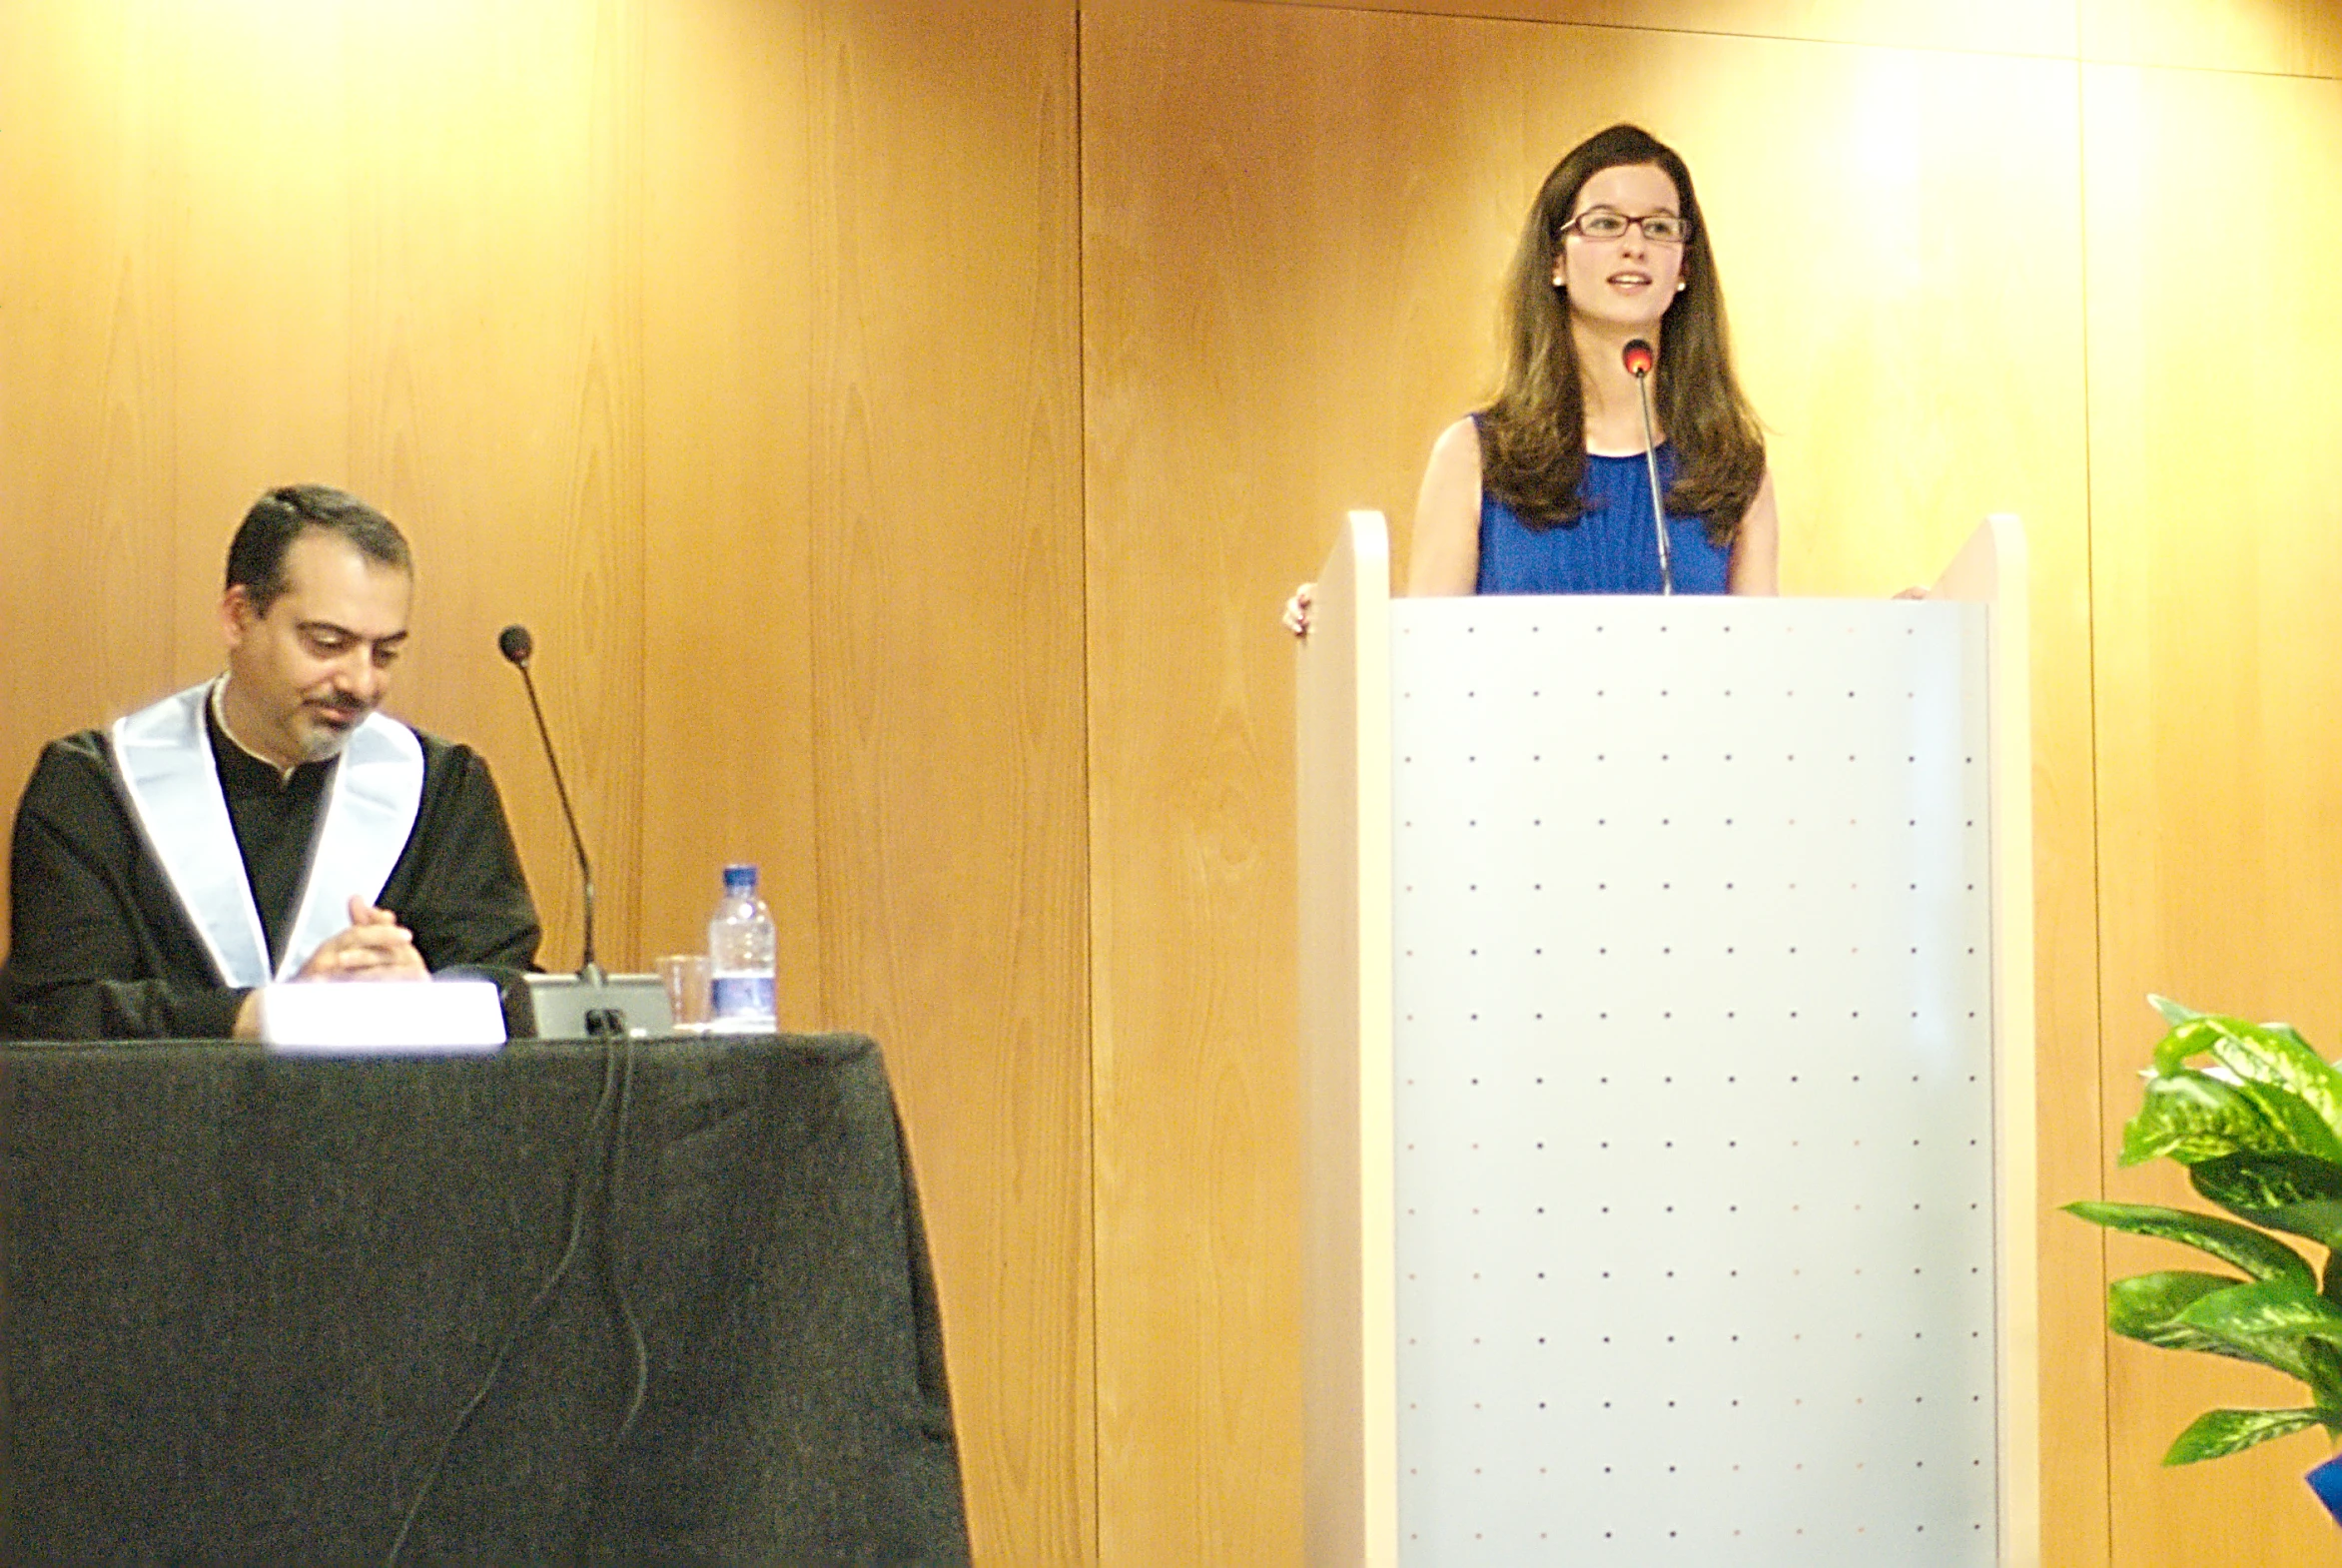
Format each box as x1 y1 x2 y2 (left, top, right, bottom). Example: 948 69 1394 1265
2068 998 2342 1511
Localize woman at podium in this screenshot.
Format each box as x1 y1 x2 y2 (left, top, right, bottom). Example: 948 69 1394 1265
1286 123 1777 631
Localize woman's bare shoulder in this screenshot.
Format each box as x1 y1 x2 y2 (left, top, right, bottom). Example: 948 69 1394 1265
1407 415 1486 597
1428 414 1482 470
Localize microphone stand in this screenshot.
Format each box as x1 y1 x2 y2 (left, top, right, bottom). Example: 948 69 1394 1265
1624 339 1674 596
500 626 626 1036
506 652 597 980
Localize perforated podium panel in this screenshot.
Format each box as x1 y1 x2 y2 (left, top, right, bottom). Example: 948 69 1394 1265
1388 597 1997 1566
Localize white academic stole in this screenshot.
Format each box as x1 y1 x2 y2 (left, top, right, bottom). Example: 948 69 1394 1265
110 681 423 986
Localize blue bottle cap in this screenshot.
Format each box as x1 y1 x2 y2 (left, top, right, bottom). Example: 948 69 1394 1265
723 863 758 894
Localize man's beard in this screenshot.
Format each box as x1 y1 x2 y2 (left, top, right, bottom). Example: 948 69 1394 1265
298 701 370 761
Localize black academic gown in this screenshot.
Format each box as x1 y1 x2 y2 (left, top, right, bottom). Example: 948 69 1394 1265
0 727 541 1042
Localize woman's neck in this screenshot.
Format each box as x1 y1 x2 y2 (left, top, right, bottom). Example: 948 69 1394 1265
1574 318 1660 455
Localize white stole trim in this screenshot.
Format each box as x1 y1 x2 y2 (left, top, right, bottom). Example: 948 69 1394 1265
111 681 424 986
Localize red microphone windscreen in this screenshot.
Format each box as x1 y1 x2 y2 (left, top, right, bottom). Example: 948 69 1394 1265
1622 339 1655 378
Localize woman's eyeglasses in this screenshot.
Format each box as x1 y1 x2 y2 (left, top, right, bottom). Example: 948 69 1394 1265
1561 209 1692 246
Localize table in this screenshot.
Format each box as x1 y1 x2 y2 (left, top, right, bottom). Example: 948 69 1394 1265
0 1033 968 1564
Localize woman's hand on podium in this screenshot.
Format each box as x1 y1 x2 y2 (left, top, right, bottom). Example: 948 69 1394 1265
1282 582 1313 637
1893 584 1932 600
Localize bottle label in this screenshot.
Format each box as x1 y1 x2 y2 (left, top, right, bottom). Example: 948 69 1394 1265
709 974 776 1026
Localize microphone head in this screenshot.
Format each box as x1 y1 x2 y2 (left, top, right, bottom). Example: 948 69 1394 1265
1622 339 1655 379
497 624 534 666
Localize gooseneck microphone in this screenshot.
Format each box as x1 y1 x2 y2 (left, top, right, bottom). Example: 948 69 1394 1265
497 624 601 985
1622 338 1674 596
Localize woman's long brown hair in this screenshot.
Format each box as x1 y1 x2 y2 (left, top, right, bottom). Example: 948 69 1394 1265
1478 124 1766 545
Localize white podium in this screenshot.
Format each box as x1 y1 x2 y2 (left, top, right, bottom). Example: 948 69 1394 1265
1297 515 2037 1567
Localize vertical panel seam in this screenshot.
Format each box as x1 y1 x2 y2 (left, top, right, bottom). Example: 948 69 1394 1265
2073 36 2116 1568
628 0 651 959
807 2 833 1058
1072 3 1105 1560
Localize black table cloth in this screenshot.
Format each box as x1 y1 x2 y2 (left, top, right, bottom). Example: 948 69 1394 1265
0 1033 968 1565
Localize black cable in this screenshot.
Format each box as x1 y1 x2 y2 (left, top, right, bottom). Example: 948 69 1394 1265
382 1045 622 1568
604 1033 649 1454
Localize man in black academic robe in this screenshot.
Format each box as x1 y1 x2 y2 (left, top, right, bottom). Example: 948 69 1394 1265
0 485 539 1042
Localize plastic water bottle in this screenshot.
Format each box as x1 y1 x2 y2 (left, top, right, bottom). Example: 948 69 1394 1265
707 863 777 1032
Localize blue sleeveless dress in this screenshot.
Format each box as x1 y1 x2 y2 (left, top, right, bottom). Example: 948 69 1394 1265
1475 443 1732 595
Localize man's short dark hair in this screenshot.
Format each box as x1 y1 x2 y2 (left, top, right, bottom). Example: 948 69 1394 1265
225 485 412 616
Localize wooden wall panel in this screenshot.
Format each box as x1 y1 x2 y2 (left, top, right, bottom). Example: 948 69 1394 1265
164 0 356 642
1084 4 1517 1559
333 0 651 974
809 2 1093 1562
2080 0 2342 78
639 0 818 998
0 0 656 972
1086 3 2101 1563
2083 60 2342 1561
1244 0 2076 58
0 0 183 848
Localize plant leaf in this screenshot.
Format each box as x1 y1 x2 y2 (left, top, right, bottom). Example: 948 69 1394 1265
2148 1011 2342 1150
2226 1077 2342 1167
2191 1153 2342 1250
2303 1338 2342 1409
2063 1200 2316 1290
2108 1270 2263 1361
2173 1277 2342 1387
2209 1024 2342 1149
2120 1072 2287 1167
2271 1022 2323 1056
2155 1015 2229 1077
2162 1406 2331 1465
2150 994 2206 1030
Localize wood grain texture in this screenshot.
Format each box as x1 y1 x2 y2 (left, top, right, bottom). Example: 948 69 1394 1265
1084 4 1514 1558
639 0 819 1003
1085 4 2101 1561
1240 0 2076 58
163 0 357 647
0 0 656 972
809 1 1094 1561
2080 0 2342 78
2083 60 2342 1563
0 0 184 850
332 0 652 975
